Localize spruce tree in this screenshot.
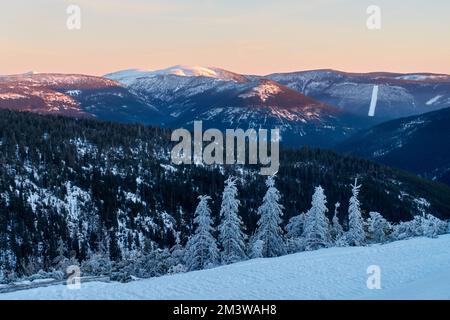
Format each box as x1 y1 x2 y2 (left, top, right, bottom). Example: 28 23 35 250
285 213 306 239
346 179 366 246
303 186 331 250
330 202 344 244
184 196 219 271
253 176 286 258
218 177 246 264
367 212 391 243
248 239 264 259
285 212 307 253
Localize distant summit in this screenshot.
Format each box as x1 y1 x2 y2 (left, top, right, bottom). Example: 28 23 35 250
105 65 248 84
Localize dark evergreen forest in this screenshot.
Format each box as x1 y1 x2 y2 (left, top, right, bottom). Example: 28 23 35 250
1 110 449 278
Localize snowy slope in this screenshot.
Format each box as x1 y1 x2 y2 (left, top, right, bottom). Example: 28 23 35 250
268 70 450 121
103 66 450 147
105 67 366 147
2 235 450 300
0 73 160 123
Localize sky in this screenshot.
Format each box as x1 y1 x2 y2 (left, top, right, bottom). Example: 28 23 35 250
1 0 449 76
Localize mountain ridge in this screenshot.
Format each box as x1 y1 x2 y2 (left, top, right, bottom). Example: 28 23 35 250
1 66 449 148
336 107 450 185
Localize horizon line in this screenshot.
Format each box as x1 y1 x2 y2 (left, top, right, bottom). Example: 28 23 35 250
3 66 450 78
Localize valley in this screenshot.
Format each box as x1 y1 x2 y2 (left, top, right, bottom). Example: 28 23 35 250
337 107 450 185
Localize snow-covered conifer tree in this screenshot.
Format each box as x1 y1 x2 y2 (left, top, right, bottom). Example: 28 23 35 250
330 202 344 244
285 213 306 239
218 177 246 264
167 241 186 274
346 179 366 246
303 186 331 250
184 196 219 271
248 239 264 259
422 214 447 238
392 216 423 240
253 175 286 257
367 212 391 243
285 212 307 253
81 250 112 276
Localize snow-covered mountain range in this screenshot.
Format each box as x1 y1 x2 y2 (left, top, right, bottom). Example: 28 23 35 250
1 66 449 147
267 70 450 121
0 72 159 123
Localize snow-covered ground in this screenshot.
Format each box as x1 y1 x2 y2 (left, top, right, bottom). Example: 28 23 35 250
1 235 450 300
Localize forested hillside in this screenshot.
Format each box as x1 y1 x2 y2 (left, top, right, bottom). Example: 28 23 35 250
337 107 450 185
1 110 449 280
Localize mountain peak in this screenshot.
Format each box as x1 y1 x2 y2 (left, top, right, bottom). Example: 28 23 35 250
23 71 39 76
160 65 218 77
105 65 248 84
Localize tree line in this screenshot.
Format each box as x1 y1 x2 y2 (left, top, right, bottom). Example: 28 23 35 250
179 175 449 273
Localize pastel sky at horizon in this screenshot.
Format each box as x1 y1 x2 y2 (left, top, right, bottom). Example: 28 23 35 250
1 0 449 76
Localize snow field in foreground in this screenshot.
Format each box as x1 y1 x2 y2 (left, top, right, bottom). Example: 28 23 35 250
1 235 450 300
